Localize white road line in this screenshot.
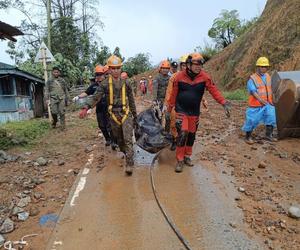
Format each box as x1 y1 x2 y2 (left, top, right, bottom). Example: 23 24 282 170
70 176 86 207
82 168 90 175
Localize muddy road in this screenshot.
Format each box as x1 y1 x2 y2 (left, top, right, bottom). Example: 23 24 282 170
0 97 299 249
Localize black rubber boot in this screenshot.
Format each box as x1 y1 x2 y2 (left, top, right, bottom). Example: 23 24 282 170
51 114 58 128
245 131 254 144
265 125 277 142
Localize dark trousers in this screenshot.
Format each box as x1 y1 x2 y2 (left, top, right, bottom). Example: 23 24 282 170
96 110 114 143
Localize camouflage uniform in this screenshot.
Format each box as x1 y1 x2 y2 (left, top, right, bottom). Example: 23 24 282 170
45 77 69 129
153 73 170 104
87 76 137 167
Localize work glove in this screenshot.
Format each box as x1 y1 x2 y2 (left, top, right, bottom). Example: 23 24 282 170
79 107 89 119
223 101 231 118
72 96 80 102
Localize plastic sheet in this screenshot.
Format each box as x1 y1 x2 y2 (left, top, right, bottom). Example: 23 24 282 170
135 108 172 153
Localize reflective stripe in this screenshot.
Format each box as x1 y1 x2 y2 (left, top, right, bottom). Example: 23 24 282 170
108 75 129 125
248 73 273 107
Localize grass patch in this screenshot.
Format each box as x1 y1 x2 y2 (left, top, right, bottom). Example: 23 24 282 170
0 119 50 150
223 89 248 101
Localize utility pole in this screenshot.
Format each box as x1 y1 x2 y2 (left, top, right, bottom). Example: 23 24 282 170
47 0 51 50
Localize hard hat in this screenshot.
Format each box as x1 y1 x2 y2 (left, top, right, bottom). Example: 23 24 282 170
186 53 205 65
94 65 108 74
121 72 128 79
159 60 171 69
179 54 189 63
107 55 122 67
256 57 270 67
171 61 178 68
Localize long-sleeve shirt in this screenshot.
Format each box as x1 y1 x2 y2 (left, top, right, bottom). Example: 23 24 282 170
45 77 69 101
87 76 137 119
168 70 225 116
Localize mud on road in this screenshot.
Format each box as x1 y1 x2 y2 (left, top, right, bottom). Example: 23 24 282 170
0 97 299 249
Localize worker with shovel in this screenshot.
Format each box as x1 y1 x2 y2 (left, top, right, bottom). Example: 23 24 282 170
242 57 277 144
168 53 231 173
81 55 137 175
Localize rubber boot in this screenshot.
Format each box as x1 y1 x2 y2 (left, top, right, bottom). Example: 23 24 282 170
175 161 184 173
245 131 254 145
60 114 65 131
170 137 176 151
184 156 194 167
265 125 277 142
51 114 58 128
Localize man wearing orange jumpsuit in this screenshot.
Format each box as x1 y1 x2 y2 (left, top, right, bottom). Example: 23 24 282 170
167 53 231 173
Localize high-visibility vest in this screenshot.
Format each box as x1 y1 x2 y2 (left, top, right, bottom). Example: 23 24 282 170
248 73 273 107
108 75 129 125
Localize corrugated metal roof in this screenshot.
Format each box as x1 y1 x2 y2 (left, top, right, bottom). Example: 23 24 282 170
0 21 23 42
0 62 44 84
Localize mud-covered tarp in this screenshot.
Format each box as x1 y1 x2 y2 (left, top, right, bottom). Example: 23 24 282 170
135 108 172 153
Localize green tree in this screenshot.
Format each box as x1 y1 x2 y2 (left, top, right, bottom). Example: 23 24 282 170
93 45 111 66
208 9 242 49
122 53 152 77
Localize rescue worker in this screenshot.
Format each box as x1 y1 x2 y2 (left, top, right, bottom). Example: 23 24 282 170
153 60 170 109
45 67 69 130
73 65 116 147
242 57 277 144
165 55 189 150
169 61 178 76
81 55 137 175
167 53 231 173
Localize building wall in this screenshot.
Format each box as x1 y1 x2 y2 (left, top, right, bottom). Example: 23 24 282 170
0 75 44 123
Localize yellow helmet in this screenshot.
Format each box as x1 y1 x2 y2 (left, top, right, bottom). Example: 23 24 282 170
107 55 122 67
256 57 270 67
179 54 189 63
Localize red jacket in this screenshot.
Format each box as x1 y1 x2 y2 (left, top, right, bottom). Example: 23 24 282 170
168 70 225 116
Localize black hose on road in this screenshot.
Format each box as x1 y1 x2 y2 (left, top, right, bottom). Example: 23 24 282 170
150 153 193 250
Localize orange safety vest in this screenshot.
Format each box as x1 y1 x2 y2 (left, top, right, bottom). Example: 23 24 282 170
248 73 273 107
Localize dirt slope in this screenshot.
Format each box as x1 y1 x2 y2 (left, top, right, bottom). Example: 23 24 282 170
205 0 300 90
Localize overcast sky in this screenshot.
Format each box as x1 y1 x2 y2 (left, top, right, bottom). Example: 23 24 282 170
0 0 267 65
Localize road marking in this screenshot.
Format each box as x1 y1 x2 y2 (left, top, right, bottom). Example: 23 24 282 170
70 177 86 207
82 168 90 175
70 153 93 207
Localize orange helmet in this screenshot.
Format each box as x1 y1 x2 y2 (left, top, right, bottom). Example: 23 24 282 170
186 53 205 65
107 55 122 67
94 65 108 74
159 60 171 70
121 72 128 79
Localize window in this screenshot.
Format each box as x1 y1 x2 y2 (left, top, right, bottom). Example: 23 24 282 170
0 76 14 95
16 77 30 96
